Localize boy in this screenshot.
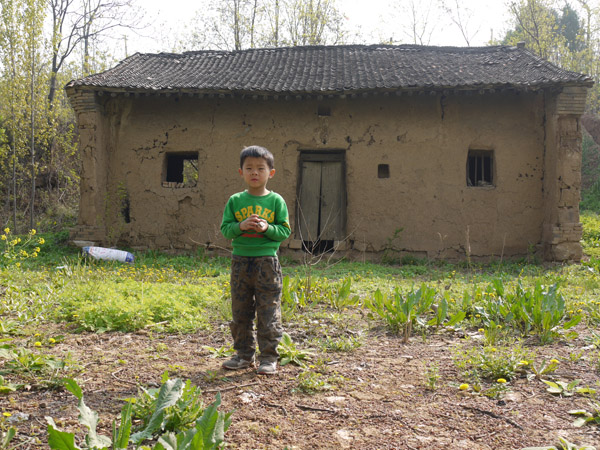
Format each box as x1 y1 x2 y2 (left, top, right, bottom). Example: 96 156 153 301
220 145 291 375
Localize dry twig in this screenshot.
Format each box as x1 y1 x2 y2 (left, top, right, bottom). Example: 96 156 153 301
460 405 523 430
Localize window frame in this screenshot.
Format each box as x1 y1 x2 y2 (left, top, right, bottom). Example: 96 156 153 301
466 149 495 188
163 152 199 188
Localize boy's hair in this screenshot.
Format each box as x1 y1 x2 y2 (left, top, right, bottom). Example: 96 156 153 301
240 145 274 169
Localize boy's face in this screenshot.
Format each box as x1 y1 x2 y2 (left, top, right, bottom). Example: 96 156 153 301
239 156 275 191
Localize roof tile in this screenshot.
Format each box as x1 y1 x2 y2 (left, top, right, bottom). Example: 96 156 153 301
67 44 593 94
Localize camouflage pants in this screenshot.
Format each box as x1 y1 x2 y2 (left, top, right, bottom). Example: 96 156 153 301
229 255 283 363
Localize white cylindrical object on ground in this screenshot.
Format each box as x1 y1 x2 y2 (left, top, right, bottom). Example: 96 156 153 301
83 246 134 263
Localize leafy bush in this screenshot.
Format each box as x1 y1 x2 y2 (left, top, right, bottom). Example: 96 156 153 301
365 284 451 342
129 372 205 434
47 377 232 450
465 279 580 343
55 279 219 332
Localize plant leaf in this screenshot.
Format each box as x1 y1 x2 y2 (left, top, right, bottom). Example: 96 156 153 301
78 397 111 449
572 416 589 427
113 400 133 449
47 422 81 450
567 409 590 416
563 314 582 330
63 378 83 400
1 427 16 448
130 378 184 444
156 432 178 450
445 311 466 327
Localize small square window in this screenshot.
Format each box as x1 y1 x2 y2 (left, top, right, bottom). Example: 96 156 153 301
378 164 390 178
318 105 331 116
164 152 198 188
467 150 494 187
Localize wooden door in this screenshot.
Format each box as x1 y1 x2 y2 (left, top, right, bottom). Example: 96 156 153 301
297 153 346 246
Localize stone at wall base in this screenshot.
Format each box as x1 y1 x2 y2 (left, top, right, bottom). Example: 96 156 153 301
71 240 96 248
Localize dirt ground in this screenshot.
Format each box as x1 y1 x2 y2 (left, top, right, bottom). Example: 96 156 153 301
2 318 599 450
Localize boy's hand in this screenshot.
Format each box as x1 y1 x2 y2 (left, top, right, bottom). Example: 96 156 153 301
240 214 268 232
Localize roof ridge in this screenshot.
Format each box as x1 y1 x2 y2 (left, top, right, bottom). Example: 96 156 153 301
131 44 518 58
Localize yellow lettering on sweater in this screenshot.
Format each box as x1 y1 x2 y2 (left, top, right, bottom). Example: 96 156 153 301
236 206 275 222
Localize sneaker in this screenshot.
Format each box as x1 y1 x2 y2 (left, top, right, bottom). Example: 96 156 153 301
222 355 254 370
257 361 277 375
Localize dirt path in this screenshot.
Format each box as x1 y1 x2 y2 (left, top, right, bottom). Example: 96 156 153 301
2 320 599 449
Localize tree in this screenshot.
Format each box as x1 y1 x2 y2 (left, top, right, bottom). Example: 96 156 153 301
503 0 600 111
505 0 563 60
0 0 48 231
176 0 348 51
284 0 346 46
383 0 438 46
440 0 480 47
47 0 142 108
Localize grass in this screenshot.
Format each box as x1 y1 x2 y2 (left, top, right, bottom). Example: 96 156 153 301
1 227 600 337
2 226 600 448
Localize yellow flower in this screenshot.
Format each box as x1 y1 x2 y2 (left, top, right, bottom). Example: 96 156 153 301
34 342 42 347
497 378 507 384
459 383 469 390
0 235 5 241
519 360 529 365
2 412 11 417
3 228 9 234
29 229 36 235
49 338 56 344
550 359 559 364
34 333 41 337
478 328 484 333
38 238 45 245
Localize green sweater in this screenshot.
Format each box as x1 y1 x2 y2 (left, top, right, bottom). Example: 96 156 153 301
221 191 291 257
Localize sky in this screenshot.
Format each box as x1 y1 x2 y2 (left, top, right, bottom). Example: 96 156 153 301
121 0 512 57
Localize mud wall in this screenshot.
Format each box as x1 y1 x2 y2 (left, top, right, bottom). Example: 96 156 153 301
79 90 556 259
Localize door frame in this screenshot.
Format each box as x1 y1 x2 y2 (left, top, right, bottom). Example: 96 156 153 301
295 150 347 251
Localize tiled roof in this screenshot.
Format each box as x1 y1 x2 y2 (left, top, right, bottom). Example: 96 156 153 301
66 44 593 94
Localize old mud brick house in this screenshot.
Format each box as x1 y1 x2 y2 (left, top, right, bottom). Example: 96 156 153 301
66 44 593 261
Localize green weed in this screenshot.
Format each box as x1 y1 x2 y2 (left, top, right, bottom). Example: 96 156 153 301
569 401 600 428
294 370 344 394
424 364 441 391
0 413 16 450
527 358 559 380
522 436 598 450
203 344 235 358
128 372 206 435
278 333 314 367
542 379 596 397
327 277 360 311
47 376 232 450
454 344 533 382
55 279 218 332
319 335 362 353
0 343 75 389
364 284 437 342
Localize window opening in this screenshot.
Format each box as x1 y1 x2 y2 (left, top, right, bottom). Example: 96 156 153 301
378 164 390 178
164 153 198 188
467 150 494 187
